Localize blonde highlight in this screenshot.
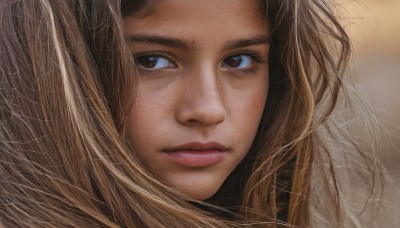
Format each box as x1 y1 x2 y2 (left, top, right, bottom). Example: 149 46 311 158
0 0 380 227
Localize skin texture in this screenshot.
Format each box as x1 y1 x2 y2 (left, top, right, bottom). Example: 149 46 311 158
125 0 270 200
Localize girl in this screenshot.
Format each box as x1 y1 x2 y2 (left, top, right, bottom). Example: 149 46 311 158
0 0 380 227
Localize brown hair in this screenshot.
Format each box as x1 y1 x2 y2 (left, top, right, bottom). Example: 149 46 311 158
0 0 378 227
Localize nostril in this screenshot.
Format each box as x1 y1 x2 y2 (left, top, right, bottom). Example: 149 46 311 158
176 101 227 128
181 110 225 127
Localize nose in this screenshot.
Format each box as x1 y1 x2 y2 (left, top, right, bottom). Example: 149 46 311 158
175 68 226 128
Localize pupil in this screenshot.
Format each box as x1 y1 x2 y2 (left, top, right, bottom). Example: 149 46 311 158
226 56 242 67
138 56 157 68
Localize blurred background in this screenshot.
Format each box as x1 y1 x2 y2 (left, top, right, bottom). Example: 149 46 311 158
336 0 400 58
334 0 400 226
335 0 399 180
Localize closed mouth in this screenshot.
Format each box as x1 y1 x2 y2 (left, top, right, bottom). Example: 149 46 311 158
161 141 229 167
162 141 229 152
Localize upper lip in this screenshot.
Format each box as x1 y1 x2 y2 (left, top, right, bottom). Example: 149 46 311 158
162 142 229 152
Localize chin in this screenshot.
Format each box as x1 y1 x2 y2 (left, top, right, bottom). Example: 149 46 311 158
188 188 219 201
170 179 224 201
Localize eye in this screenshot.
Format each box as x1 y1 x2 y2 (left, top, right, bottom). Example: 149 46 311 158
135 55 175 69
223 54 253 69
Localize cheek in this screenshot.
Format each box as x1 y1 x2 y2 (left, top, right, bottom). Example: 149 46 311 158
249 87 268 112
229 81 268 154
234 83 268 129
243 97 266 136
126 94 164 149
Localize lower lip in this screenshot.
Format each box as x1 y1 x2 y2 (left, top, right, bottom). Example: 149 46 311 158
162 150 226 167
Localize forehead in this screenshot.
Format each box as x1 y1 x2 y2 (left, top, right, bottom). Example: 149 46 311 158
125 0 268 38
148 0 264 20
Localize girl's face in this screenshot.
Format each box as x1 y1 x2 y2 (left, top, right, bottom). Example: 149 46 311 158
125 0 269 200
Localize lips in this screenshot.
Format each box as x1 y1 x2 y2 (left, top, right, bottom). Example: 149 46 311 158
161 142 228 167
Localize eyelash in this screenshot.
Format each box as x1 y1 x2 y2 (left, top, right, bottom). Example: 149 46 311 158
134 52 176 66
228 50 265 63
133 50 267 75
223 50 266 75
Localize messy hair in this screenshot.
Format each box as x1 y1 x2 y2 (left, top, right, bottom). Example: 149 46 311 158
0 0 378 227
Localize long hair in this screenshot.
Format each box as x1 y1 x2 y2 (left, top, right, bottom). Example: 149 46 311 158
0 0 375 227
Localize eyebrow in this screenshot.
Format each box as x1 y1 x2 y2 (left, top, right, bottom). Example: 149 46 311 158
128 34 270 51
129 35 197 50
224 35 270 50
